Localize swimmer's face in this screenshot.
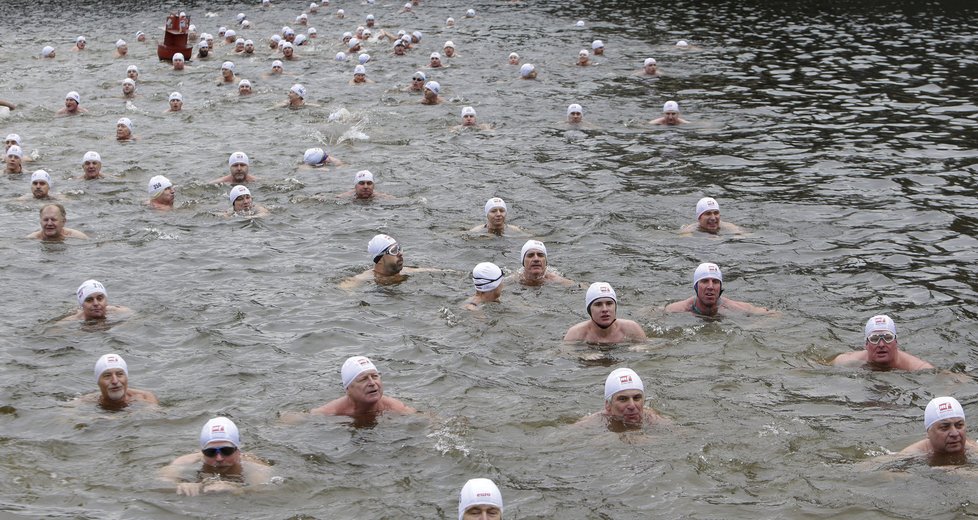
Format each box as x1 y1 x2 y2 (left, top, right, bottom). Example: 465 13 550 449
423 88 438 100
353 73 366 83
698 209 720 233
378 244 403 274
156 186 175 205
83 160 101 178
269 40 279 49
122 83 135 95
117 45 128 55
6 154 21 171
663 111 681 125
927 417 968 455
509 55 519 65
233 194 253 212
588 298 617 327
578 55 589 65
355 180 374 199
394 45 406 56
462 114 476 126
245 43 254 52
463 505 501 520
116 124 132 140
349 43 360 52
568 111 583 124
285 33 295 42
40 206 65 238
444 47 454 57
136 33 146 42
235 42 245 51
288 91 302 104
98 368 127 401
593 47 604 55
4 140 16 151
239 84 252 95
198 48 209 57
486 207 506 228
522 250 547 277
127 70 138 80
430 56 442 67
31 180 49 198
346 370 384 405
65 98 79 111
169 99 182 111
366 19 374 27
201 442 241 470
283 47 294 57
644 63 657 75
76 41 86 50
222 68 234 79
605 389 644 426
272 65 283 74
411 76 424 88
695 278 721 307
173 60 185 70
230 162 249 181
864 332 898 367
343 36 352 44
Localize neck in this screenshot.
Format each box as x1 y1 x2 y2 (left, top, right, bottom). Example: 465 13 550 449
98 395 128 410
692 297 719 316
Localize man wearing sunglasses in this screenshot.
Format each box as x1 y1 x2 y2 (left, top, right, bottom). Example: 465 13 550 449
340 234 443 289
832 315 934 370
160 417 273 496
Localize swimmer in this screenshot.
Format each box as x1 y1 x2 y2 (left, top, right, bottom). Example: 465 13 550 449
898 397 976 466
224 30 237 44
126 65 139 81
576 368 670 432
404 71 426 92
114 39 128 57
576 49 591 66
63 280 131 321
210 152 257 184
464 262 504 310
307 28 318 39
56 91 87 116
121 78 137 99
233 38 245 53
358 53 371 65
337 170 391 201
147 175 176 210
519 63 537 79
563 282 647 344
197 40 210 59
347 38 362 54
268 35 281 51
80 354 158 410
244 40 255 54
79 151 105 180
664 263 776 316
238 79 253 96
428 52 444 68
27 204 88 241
166 92 183 112
392 39 407 56
172 53 187 70
339 234 445 289
41 45 56 59
277 84 313 109
399 3 413 14
217 61 239 85
21 170 57 200
115 118 137 141
679 197 745 235
5 145 23 174
4 133 23 154
639 57 659 77
446 17 455 27
565 104 585 125
421 81 443 105
73 36 86 51
469 197 523 236
135 31 146 42
296 13 308 26
650 101 689 126
227 185 270 217
336 8 345 19
283 27 296 43
832 315 934 371
591 40 605 56
341 32 353 47
159 417 273 496
515 240 576 287
454 106 493 131
508 52 520 65
264 60 285 78
458 479 504 520
465 8 475 17
365 14 376 28
443 41 458 58
300 147 343 169
349 64 374 85
281 42 300 61
306 356 417 421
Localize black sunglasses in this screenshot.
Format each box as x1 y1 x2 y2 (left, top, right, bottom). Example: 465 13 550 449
202 446 238 457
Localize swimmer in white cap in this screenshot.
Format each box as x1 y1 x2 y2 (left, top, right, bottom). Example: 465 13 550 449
564 282 647 344
458 478 503 520
210 151 258 184
336 8 345 19
282 42 300 61
80 353 158 410
238 79 253 96
136 31 146 42
166 92 183 112
421 81 443 105
73 36 86 51
464 262 504 310
159 416 273 496
5 145 23 174
515 239 576 287
443 41 458 58
227 184 270 217
897 397 976 465
277 83 312 109
264 60 284 78
832 315 933 371
148 175 176 210
121 78 137 99
115 117 137 141
591 40 605 56
349 64 374 85
664 262 775 316
469 197 523 236
171 53 187 71
639 57 659 77
680 197 745 235
307 27 318 39
217 61 239 85
340 234 444 289
114 39 128 57
566 103 584 125
303 356 416 424
519 63 537 80
650 100 689 126
62 279 132 322
404 71 427 92
299 147 343 169
337 170 390 201
244 40 255 54
508 52 520 65
224 30 237 44
197 39 210 59
577 368 669 432
392 39 408 56
41 45 56 58
126 65 139 81
56 91 87 116
576 49 591 67
4 133 21 153
233 38 245 53
428 52 444 69
446 17 455 27
454 106 493 132
23 169 57 200
79 151 104 179
27 204 88 241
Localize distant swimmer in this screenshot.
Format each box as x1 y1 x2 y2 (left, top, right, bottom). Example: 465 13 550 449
564 282 647 344
454 106 493 132
20 170 58 200
80 353 158 410
171 53 187 71
392 39 408 56
238 79 253 96
458 478 504 520
147 175 176 210
159 417 274 496
443 41 458 58
508 52 520 65
832 315 934 371
575 49 593 66
227 185 270 217
650 101 689 126
337 170 391 200
403 71 426 92
516 240 576 287
349 64 375 85
428 52 445 69
469 197 523 236
339 234 443 289
166 92 183 113
5 145 23 174
4 133 23 154
217 61 239 85
210 152 257 184
421 81 443 105
680 197 745 235
519 63 537 80
41 45 56 59
464 262 504 310
56 91 87 116
121 78 137 99
196 40 210 59
281 42 301 61
637 57 660 77
577 368 670 432
278 84 314 108
305 356 417 423
126 65 139 82
591 40 605 56
73 36 86 51
566 104 584 125
79 151 105 180
300 147 343 170
897 397 976 466
63 279 132 322
26 204 89 241
263 60 285 78
114 39 128 58
664 263 776 316
115 118 138 141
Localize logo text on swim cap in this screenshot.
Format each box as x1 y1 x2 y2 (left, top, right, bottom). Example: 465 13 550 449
874 317 886 325
476 492 492 497
619 375 632 384
358 359 370 366
939 402 952 412
152 182 162 190
107 356 119 363
211 425 225 433
600 287 610 293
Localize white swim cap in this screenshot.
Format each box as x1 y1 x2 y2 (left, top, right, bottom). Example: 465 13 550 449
430 52 441 60
864 315 896 339
348 37 360 49
472 262 503 292
604 367 644 401
41 46 55 57
413 71 427 81
228 151 249 166
579 49 589 57
663 101 680 113
198 40 210 49
576 20 585 27
925 396 965 432
676 40 689 47
585 282 617 316
117 117 133 131
447 17 455 25
272 60 283 68
122 78 135 87
94 353 128 382
458 478 502 520
239 79 251 88
696 197 719 218
413 31 423 40
76 36 86 43
404 3 412 8
484 197 506 216
226 29 236 38
290 84 306 98
354 64 366 75
31 169 51 185
335 52 347 61
126 65 138 73
424 81 440 94
303 148 327 165
362 29 372 37
294 34 306 45
66 91 81 104
466 8 476 17
271 34 281 42
82 151 101 164
173 53 185 62
169 92 182 102
5 133 21 145
592 40 604 49
234 38 245 45
358 53 370 64
341 355 378 388
520 240 547 265
6 145 22 158
567 103 583 116
444 41 455 49
116 39 127 48
229 185 251 205
509 52 519 60
298 13 308 20
693 263 722 288
366 13 374 20
221 61 235 70
282 41 293 50
337 8 345 15
199 417 241 449
77 279 107 306
355 170 374 184
342 31 353 40
520 63 535 77
148 175 173 197
644 57 657 66
308 28 317 35
461 106 476 117
368 234 397 262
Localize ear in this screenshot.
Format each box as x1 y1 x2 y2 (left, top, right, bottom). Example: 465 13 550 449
604 400 611 413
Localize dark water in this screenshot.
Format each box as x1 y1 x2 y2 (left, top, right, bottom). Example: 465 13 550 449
1 0 977 518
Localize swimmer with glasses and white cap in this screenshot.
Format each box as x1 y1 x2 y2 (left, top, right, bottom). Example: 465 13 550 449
339 234 446 289
832 314 933 371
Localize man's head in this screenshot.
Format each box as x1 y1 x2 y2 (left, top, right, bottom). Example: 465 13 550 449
585 282 618 328
168 92 183 111
662 101 681 125
458 478 503 520
444 41 455 57
411 71 426 89
604 367 645 425
567 104 583 124
6 145 23 172
65 91 81 112
76 279 108 320
520 240 548 278
342 356 383 405
148 175 174 205
353 64 367 83
472 262 503 295
423 81 440 101
591 40 604 55
126 65 139 80
39 203 67 240
520 63 536 79
116 39 128 55
82 151 101 178
238 79 252 95
122 78 136 97
695 197 720 233
643 57 657 75
228 151 250 182
94 353 128 403
31 170 51 199
354 170 374 199
221 61 235 79
577 49 590 65
430 52 443 67
229 185 252 212
272 60 284 74
116 118 133 140
303 148 328 167
484 198 507 229
461 106 477 126
75 36 86 49
925 396 967 455
863 314 899 367
172 53 185 70
692 262 722 307
5 133 21 152
289 84 306 104
368 234 403 274
508 52 519 65
41 45 56 58
199 417 242 470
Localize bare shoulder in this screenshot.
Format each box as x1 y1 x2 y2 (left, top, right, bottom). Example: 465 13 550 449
131 388 159 404
664 297 693 313
832 351 866 367
310 397 348 416
339 270 372 290
619 319 648 340
563 321 588 341
382 396 417 413
898 439 929 455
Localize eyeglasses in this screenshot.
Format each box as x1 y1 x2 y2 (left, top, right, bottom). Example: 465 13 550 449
412 77 424 81
867 332 896 344
384 244 402 256
201 446 238 458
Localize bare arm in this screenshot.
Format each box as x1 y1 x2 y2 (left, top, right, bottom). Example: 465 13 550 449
663 297 693 313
